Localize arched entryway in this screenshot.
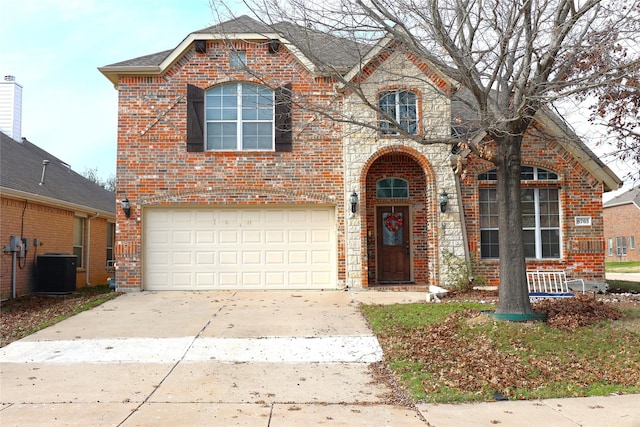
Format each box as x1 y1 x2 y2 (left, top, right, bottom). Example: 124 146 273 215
362 150 435 286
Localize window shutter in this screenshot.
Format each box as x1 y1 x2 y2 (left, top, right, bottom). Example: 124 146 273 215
274 83 293 152
186 84 204 152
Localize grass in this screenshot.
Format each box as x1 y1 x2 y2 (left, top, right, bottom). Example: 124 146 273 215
361 301 640 404
1 284 120 347
606 261 640 273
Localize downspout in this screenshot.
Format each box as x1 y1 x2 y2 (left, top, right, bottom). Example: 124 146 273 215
86 213 99 286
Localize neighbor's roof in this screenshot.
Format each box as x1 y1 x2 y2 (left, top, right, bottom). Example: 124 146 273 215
99 15 367 86
0 132 116 216
604 186 640 209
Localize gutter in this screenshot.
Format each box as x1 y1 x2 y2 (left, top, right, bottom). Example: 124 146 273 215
0 188 115 220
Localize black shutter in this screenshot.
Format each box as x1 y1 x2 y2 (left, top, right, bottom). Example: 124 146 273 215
274 83 293 152
186 84 204 152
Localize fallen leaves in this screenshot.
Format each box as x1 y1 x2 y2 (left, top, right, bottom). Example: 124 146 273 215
371 295 640 402
533 294 623 330
1 288 118 347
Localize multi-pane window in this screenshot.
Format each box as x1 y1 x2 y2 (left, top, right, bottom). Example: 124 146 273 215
73 216 84 268
379 90 418 135
630 236 636 250
479 167 560 259
616 236 627 256
205 83 274 151
106 222 115 262
376 178 409 198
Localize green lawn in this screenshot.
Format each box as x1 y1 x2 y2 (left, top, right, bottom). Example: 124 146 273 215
606 261 640 273
361 302 640 403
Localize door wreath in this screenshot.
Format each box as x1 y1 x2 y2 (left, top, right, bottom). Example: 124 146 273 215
384 213 403 232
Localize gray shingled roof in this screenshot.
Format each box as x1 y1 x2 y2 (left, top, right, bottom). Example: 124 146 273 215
604 185 640 208
102 15 367 73
0 132 116 215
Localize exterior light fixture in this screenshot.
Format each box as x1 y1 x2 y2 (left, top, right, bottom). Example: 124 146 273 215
440 191 449 213
121 197 131 219
350 192 358 214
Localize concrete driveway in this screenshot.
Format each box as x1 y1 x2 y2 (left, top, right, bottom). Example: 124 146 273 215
2 290 638 426
0 291 427 426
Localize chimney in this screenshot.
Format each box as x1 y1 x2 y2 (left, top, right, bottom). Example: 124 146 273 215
0 75 23 141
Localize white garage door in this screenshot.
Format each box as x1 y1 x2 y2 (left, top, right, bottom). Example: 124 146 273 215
143 206 337 290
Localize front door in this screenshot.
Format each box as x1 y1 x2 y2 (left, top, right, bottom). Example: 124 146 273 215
377 206 411 282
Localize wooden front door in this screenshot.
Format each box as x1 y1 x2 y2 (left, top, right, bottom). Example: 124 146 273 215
377 206 411 282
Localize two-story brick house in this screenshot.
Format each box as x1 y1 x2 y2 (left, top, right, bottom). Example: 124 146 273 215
99 15 621 292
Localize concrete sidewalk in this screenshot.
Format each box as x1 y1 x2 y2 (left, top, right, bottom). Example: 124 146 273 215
1 290 638 426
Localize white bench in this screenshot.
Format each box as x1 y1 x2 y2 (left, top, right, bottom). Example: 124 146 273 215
527 270 585 301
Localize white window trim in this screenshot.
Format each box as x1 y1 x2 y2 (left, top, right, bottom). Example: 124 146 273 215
379 90 418 135
205 83 275 151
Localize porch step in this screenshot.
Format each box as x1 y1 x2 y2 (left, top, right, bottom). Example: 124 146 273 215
368 284 430 292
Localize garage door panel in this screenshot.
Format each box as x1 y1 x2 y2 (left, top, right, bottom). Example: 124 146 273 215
242 251 261 264
196 252 215 265
241 230 262 244
219 252 238 265
219 230 239 244
144 207 336 290
196 230 215 244
195 273 215 287
172 252 192 265
288 230 308 243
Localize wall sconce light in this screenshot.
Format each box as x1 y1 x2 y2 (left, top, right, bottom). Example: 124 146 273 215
440 191 449 213
350 192 358 214
121 197 131 219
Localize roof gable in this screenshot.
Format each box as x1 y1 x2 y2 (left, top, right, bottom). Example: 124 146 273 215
0 132 116 215
99 15 367 86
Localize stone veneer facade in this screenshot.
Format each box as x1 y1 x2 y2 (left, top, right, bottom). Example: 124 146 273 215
342 52 465 288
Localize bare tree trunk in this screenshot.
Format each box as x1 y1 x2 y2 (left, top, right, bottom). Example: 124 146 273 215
495 136 533 314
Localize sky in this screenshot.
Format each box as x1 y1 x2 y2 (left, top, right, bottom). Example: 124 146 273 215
0 0 635 199
0 0 246 180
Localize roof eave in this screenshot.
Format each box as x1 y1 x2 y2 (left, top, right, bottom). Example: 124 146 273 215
534 112 623 192
98 66 162 87
0 188 116 219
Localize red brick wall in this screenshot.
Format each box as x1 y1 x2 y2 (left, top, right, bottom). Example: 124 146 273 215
460 134 607 286
114 41 345 290
603 203 640 262
1 196 113 299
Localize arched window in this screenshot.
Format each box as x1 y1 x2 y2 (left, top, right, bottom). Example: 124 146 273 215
378 90 418 135
376 178 409 198
205 82 274 150
479 167 560 259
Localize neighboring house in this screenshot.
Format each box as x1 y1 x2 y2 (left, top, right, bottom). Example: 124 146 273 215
603 186 640 262
99 15 621 292
0 132 116 299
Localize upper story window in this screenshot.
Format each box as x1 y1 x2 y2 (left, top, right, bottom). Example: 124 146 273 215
376 178 409 198
379 90 418 135
205 83 274 151
230 51 247 68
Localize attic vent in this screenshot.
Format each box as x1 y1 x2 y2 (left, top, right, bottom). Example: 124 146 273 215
195 40 207 54
268 39 281 53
